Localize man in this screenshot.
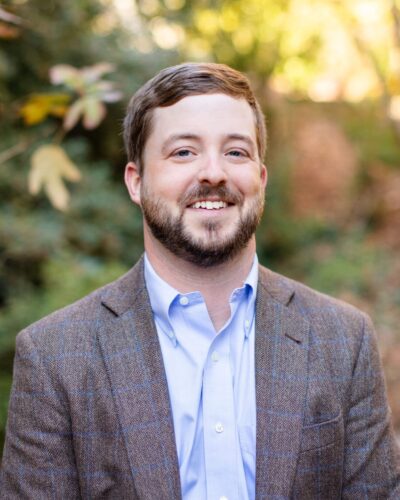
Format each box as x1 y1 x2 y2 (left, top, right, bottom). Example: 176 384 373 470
1 63 399 499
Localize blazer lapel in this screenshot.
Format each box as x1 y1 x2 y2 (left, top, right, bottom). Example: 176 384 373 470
97 258 181 499
255 267 310 499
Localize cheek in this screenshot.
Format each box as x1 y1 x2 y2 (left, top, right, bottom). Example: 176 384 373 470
160 179 188 203
236 170 264 195
165 163 193 184
143 169 187 201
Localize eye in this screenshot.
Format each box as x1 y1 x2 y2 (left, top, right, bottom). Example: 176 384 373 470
172 149 194 158
226 149 248 158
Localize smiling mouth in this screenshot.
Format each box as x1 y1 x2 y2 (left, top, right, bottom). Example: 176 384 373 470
189 200 230 210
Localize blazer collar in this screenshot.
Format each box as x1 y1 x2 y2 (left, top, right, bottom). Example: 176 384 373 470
100 258 296 317
100 256 147 316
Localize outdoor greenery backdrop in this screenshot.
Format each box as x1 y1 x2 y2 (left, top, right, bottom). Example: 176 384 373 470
1 0 400 455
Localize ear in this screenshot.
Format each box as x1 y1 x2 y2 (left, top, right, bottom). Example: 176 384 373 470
260 163 268 190
124 162 142 206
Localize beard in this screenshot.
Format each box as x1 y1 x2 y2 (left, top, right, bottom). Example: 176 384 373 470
140 183 265 268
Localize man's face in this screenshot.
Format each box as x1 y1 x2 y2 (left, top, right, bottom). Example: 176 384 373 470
126 93 267 267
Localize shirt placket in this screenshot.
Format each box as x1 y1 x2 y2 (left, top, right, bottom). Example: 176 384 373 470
203 325 238 500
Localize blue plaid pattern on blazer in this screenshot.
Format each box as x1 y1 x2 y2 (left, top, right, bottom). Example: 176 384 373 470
1 257 399 499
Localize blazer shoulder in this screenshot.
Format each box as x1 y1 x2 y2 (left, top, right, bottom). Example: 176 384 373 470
259 264 366 313
258 265 379 381
258 264 371 334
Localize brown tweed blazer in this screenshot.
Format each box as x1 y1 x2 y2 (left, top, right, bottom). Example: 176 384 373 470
1 257 399 499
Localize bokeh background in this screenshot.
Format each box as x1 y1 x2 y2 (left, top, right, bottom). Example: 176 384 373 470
1 0 399 456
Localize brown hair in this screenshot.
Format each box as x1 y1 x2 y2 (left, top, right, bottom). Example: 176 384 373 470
123 62 266 174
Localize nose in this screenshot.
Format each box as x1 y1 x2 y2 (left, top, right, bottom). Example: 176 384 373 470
197 154 228 185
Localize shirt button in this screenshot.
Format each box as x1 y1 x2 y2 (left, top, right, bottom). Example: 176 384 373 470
211 351 219 362
244 319 250 329
179 296 189 306
215 422 224 433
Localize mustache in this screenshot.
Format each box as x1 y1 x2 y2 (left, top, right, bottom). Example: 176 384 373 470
180 185 242 206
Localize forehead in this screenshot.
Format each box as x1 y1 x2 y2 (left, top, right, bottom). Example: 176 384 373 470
149 93 257 140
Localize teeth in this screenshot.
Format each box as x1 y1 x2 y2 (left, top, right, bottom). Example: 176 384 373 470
192 201 228 210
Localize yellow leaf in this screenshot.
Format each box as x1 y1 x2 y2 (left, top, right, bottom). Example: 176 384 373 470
20 102 48 125
20 94 71 126
51 104 69 118
29 144 81 211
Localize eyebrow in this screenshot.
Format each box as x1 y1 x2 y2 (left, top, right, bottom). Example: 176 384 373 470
225 134 256 151
161 134 200 155
161 133 256 155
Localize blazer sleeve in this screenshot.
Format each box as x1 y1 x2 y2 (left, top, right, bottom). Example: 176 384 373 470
342 313 400 498
0 328 81 499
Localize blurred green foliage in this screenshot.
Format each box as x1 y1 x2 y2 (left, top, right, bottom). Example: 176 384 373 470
0 0 176 451
1 0 400 455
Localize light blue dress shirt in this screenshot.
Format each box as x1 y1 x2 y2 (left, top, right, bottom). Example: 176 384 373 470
144 254 258 500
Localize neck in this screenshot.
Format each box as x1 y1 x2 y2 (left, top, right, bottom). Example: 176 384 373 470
144 227 256 331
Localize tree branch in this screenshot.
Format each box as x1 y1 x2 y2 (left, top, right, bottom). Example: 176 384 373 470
0 127 57 165
0 140 29 165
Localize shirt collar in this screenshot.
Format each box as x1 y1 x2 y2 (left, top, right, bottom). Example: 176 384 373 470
240 255 258 338
144 253 259 342
144 254 179 343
